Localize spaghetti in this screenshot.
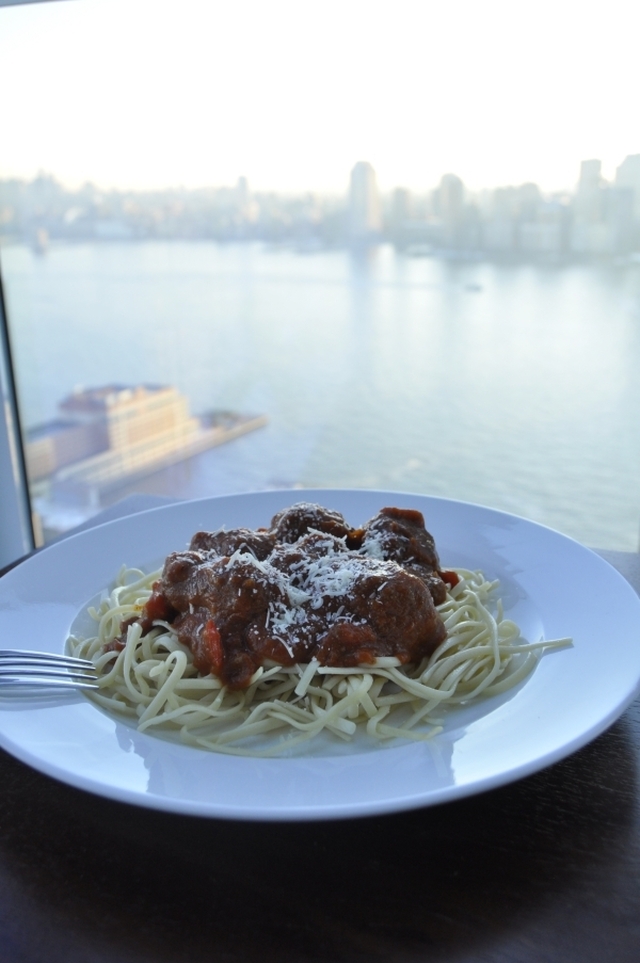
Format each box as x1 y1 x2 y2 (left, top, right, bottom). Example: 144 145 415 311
68 563 571 756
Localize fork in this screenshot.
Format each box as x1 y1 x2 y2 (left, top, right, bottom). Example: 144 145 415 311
0 649 99 689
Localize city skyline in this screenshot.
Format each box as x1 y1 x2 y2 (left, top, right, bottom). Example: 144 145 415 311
3 150 638 204
0 0 638 195
3 151 640 261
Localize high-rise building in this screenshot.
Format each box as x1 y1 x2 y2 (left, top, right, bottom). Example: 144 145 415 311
607 186 635 253
571 159 609 253
438 174 464 222
575 159 604 224
236 176 249 209
436 174 464 246
615 155 640 217
349 162 382 240
392 187 413 225
578 159 602 193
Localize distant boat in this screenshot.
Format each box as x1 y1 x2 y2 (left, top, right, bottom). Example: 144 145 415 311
464 283 483 292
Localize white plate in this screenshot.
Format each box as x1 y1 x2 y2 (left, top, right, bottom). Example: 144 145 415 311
1 489 639 821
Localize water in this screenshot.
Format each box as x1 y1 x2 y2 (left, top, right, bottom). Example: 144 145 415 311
2 240 640 549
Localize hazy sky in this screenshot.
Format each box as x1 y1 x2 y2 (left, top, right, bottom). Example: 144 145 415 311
0 0 637 195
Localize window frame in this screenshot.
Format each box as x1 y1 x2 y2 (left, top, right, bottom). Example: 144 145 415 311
0 269 35 567
0 1 75 566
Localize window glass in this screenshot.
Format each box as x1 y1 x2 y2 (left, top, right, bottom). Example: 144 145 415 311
1 0 639 551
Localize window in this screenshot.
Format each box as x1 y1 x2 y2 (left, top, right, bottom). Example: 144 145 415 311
1 0 640 568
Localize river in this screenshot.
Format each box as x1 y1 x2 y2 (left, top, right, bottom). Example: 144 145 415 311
1 239 639 549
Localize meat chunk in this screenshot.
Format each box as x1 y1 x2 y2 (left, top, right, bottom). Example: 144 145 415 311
270 502 353 543
315 562 446 667
189 528 275 560
159 549 290 689
360 507 448 604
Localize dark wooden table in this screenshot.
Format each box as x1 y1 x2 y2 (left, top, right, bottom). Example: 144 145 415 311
1 530 639 963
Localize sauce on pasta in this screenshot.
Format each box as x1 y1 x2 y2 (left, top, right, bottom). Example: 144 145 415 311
115 503 459 689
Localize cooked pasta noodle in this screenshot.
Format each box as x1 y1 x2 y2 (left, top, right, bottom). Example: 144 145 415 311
68 564 571 756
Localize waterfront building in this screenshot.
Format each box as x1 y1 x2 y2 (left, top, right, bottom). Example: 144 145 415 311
518 220 564 256
482 216 517 253
26 384 201 482
26 384 267 493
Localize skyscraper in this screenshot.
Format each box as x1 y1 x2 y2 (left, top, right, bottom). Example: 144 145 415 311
436 173 464 246
575 159 604 223
615 155 640 217
349 162 382 240
438 174 464 222
571 159 610 253
578 159 602 193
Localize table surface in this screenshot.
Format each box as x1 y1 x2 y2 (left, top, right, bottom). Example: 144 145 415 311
1 499 639 963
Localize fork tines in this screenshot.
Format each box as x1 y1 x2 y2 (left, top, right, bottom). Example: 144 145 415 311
0 649 99 689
